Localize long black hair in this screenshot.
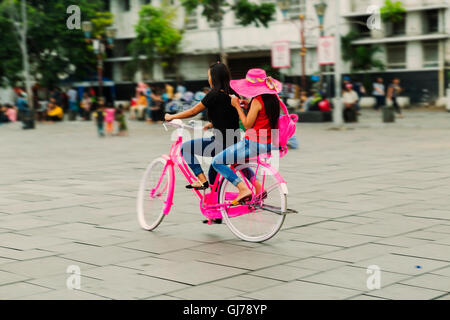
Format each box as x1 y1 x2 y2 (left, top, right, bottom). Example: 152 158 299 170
209 62 232 94
260 94 280 129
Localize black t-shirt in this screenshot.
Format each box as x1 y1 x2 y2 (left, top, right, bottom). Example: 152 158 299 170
202 90 240 150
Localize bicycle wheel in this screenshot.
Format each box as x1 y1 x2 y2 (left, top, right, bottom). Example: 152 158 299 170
218 163 286 242
137 158 173 231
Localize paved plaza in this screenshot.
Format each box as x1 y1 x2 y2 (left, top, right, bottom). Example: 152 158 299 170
0 110 449 300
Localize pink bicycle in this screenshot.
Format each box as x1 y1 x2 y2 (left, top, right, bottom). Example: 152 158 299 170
137 119 294 242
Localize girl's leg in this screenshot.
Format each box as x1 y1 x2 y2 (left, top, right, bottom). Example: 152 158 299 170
181 137 216 186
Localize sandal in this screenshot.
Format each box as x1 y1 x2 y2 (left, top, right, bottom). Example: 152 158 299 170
231 194 253 206
255 191 268 201
186 181 209 190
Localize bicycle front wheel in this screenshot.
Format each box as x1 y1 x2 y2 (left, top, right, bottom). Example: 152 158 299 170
218 163 286 242
137 158 173 231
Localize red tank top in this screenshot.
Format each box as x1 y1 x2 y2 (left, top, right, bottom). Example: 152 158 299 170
245 96 272 144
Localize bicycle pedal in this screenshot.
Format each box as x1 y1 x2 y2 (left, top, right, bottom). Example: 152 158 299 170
283 208 298 215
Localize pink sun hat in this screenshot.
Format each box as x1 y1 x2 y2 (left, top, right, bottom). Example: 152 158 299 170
230 68 282 98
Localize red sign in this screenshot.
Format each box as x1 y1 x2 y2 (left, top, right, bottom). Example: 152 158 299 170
271 41 291 69
317 36 335 65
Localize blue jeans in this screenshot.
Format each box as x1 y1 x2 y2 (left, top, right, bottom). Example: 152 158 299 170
212 139 271 186
181 137 220 184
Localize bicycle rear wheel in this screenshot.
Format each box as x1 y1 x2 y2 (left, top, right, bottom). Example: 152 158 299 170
137 158 173 231
218 163 286 242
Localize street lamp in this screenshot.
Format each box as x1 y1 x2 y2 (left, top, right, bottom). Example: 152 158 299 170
82 21 116 99
314 0 328 93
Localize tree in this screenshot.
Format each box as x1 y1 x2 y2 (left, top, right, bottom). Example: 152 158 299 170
380 0 406 23
181 0 276 64
127 2 183 80
0 0 108 91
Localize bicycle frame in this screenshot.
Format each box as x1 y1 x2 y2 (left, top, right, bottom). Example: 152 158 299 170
157 123 287 221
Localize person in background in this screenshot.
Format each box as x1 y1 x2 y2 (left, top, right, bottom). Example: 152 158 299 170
46 98 64 122
80 92 92 120
165 83 174 100
342 83 359 122
5 104 17 122
353 80 366 115
387 77 403 118
0 105 10 123
93 99 106 137
16 91 29 121
149 88 164 124
136 91 147 120
105 102 116 135
116 104 128 136
372 77 385 111
67 87 78 120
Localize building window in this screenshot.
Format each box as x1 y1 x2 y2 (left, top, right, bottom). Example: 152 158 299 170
185 8 198 30
423 10 439 34
386 43 406 69
122 0 131 11
140 0 151 5
351 15 371 38
423 41 439 68
386 14 405 36
263 0 306 20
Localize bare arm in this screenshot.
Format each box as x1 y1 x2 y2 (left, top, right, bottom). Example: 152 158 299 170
231 96 261 130
165 102 206 121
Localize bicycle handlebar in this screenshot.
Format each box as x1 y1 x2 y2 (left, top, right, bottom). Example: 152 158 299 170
163 119 195 132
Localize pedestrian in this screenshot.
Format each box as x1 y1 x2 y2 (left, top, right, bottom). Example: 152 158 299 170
0 105 10 123
16 91 29 121
46 98 64 122
5 104 17 122
80 92 92 120
342 83 358 123
67 87 78 121
149 88 164 123
116 105 128 136
372 77 385 111
105 102 116 135
93 100 105 137
387 77 403 118
165 83 174 100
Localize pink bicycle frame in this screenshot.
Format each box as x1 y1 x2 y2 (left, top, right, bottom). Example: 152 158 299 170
158 131 286 221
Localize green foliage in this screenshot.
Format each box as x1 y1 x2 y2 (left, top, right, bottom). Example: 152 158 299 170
232 0 275 28
181 0 275 27
128 2 183 76
342 31 384 72
380 0 406 23
0 0 109 88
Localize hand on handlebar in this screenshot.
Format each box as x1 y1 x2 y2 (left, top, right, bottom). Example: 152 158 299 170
165 114 175 122
203 122 213 131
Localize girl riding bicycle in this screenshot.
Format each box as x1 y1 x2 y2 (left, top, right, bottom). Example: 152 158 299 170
212 68 282 205
164 62 240 192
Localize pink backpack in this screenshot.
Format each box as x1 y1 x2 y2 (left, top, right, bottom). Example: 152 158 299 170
274 97 298 157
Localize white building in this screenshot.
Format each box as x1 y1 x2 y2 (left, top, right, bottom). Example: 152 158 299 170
106 0 449 103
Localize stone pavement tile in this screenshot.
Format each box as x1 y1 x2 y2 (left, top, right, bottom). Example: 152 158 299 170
400 273 450 292
357 253 449 275
7 193 54 202
0 233 70 251
25 289 109 300
61 246 151 266
0 270 30 286
119 237 204 254
343 219 432 238
250 265 322 281
374 236 433 248
212 275 283 292
404 209 450 221
158 249 222 262
140 261 247 285
286 257 347 271
242 280 359 300
301 265 409 292
0 257 15 265
0 247 56 261
292 205 355 219
425 224 450 234
335 216 378 225
367 283 446 300
0 282 51 299
170 284 244 300
146 295 182 300
431 266 450 277
0 256 96 279
405 231 450 241
253 240 340 260
198 250 297 270
190 242 250 255
0 216 62 231
28 272 102 291
437 294 450 300
391 243 450 262
308 220 358 230
349 294 387 300
280 215 328 229
286 228 379 248
114 256 173 271
318 244 394 263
